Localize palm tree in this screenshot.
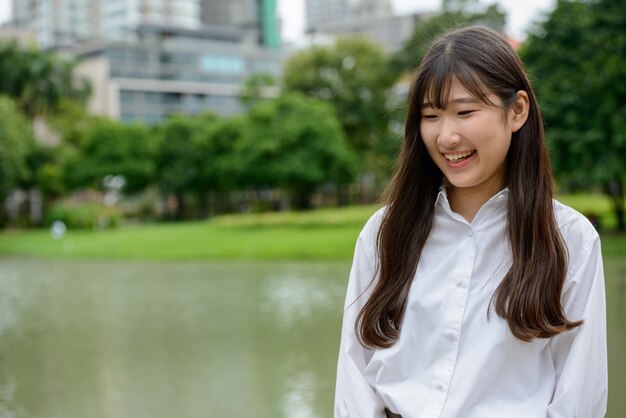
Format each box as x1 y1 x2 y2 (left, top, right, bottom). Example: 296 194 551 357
0 41 90 119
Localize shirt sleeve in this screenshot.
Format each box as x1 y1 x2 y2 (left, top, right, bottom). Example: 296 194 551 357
547 234 608 418
334 230 387 418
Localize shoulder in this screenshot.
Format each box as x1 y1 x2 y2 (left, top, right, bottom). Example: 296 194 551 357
553 199 599 245
553 199 600 272
342 206 388 315
358 206 388 250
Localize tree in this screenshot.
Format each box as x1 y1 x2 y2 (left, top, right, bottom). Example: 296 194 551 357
243 93 359 209
521 0 626 230
283 37 395 157
241 73 278 108
196 116 248 214
0 96 35 225
48 99 102 149
25 144 66 200
0 41 90 118
64 120 156 194
16 102 107 219
155 114 218 219
390 2 506 76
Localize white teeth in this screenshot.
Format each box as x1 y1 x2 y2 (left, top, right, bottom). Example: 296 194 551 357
445 151 475 161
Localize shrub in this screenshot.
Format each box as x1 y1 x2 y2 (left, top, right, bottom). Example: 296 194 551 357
44 201 121 229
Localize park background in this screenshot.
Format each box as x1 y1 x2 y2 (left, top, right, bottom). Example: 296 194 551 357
0 0 624 417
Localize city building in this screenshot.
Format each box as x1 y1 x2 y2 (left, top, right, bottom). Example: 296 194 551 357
305 0 391 33
8 0 283 122
10 0 201 48
201 0 280 49
73 23 282 124
304 0 427 52
312 12 429 52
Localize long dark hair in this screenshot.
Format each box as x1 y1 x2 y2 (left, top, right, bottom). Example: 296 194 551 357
356 26 582 348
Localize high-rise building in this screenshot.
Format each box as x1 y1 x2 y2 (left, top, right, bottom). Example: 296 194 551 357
200 0 280 49
202 0 258 28
11 0 92 47
10 0 201 48
304 0 429 52
102 0 201 39
305 0 391 33
73 23 283 123
10 0 283 122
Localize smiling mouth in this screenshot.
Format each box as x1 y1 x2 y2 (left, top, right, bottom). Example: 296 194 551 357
443 150 476 162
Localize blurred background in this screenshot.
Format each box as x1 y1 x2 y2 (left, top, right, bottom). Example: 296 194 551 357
0 0 624 417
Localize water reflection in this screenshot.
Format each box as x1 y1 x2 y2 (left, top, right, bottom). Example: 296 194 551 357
282 353 318 418
0 268 29 418
0 268 27 338
260 273 345 331
0 258 349 418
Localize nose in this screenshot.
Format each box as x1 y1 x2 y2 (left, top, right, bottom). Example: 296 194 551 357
438 116 461 148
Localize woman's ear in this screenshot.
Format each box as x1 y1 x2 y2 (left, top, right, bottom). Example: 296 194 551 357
510 90 530 133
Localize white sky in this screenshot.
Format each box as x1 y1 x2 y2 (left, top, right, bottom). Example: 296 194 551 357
279 0 556 42
0 0 555 41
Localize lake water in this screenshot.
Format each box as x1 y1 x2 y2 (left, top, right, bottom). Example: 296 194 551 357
0 256 624 417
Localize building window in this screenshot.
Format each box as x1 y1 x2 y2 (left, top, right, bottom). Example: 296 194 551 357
200 54 244 75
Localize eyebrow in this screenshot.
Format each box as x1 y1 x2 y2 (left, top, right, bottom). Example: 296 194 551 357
421 97 481 108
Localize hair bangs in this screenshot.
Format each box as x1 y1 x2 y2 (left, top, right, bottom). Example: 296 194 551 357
418 59 498 110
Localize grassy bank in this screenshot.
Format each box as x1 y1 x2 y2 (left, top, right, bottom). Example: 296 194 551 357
0 194 623 260
0 205 380 260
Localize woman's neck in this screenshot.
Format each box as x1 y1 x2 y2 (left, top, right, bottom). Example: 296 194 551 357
447 181 505 223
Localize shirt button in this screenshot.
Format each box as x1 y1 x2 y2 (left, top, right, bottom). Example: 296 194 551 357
446 330 456 340
456 277 465 287
468 230 473 237
436 382 446 391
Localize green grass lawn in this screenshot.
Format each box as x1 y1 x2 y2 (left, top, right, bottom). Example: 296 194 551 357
0 204 381 260
0 194 623 260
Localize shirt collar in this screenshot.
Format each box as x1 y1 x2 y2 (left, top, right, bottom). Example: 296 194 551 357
435 185 510 211
435 185 449 208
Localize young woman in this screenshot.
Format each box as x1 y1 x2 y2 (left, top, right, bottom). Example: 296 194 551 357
334 26 607 418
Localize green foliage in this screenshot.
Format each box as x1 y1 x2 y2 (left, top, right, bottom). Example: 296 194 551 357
521 0 626 228
36 163 65 198
243 93 359 208
197 116 247 193
155 114 213 197
390 3 506 76
282 37 394 156
0 41 90 118
241 73 277 107
25 144 66 198
45 201 121 229
64 120 156 193
27 101 105 199
48 100 103 148
0 96 35 205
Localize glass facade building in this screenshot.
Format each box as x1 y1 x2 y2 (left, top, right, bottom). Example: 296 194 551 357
11 0 201 48
305 0 391 33
74 24 282 124
200 0 280 49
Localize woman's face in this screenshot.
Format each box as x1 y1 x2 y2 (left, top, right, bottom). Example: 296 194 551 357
420 76 525 196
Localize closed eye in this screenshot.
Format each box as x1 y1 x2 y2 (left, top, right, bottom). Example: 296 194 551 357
422 114 438 120
458 110 476 117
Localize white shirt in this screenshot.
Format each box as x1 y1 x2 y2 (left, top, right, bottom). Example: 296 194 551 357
335 188 607 418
